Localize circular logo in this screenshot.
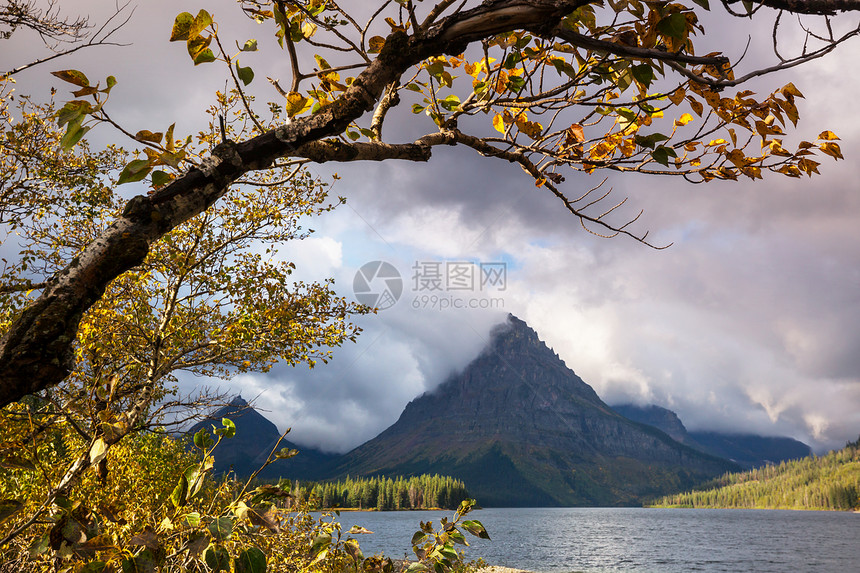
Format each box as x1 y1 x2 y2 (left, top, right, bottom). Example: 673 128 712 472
353 261 403 311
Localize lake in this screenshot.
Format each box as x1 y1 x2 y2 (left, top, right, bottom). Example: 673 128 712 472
331 507 860 573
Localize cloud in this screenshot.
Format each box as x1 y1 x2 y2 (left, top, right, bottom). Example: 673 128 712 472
5 1 860 454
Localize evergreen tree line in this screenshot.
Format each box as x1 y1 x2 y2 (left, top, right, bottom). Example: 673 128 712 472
651 437 860 510
277 474 472 511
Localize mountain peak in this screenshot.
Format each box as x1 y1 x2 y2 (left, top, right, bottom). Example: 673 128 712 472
333 315 737 506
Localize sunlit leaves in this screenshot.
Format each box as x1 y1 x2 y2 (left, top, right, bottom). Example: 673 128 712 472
171 10 216 65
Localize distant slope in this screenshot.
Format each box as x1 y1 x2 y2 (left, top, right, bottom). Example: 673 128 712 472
186 396 336 479
651 438 860 510
612 404 812 468
326 315 738 507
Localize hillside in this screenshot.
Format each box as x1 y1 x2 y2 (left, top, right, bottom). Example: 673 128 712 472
186 396 337 479
326 314 738 507
651 438 860 510
612 404 812 468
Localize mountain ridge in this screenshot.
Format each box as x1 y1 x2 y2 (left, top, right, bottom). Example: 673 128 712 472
197 315 811 506
612 403 812 468
324 315 738 506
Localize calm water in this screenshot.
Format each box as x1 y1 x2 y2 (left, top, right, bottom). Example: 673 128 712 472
331 507 860 573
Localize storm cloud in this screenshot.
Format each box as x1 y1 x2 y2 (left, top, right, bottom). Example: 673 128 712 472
3 1 859 453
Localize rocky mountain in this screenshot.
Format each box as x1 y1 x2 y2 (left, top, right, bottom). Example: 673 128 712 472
612 403 812 468
186 396 336 479
685 431 812 468
611 404 691 444
324 315 739 507
612 404 812 469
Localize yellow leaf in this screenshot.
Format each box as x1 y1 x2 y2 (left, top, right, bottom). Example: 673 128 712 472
781 83 804 98
492 114 507 134
368 36 386 54
768 140 792 157
674 113 693 127
817 130 839 141
687 97 704 117
567 124 585 143
707 138 727 146
285 92 312 117
90 438 108 465
725 149 747 168
668 87 686 106
819 141 844 160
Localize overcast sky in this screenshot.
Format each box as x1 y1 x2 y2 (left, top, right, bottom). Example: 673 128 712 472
4 1 860 454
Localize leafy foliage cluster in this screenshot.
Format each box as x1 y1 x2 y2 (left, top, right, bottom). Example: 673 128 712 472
651 437 860 510
275 474 471 511
0 417 490 573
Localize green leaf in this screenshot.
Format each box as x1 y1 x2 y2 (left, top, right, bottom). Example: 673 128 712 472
411 531 427 545
56 100 92 127
204 544 231 572
170 12 195 41
346 130 360 141
411 104 426 114
405 83 423 92
461 520 490 540
438 94 460 111
60 122 90 151
657 13 687 40
80 562 108 573
28 534 50 557
220 417 236 439
191 9 213 37
103 75 118 93
309 533 331 559
506 76 526 93
193 48 216 65
691 0 710 9
406 564 430 573
185 512 201 527
651 145 678 166
234 546 267 573
51 69 90 88
169 473 189 508
634 132 670 149
241 39 258 52
207 517 234 541
117 159 152 185
152 167 175 187
193 428 213 450
236 62 255 86
187 34 213 60
184 465 207 501
631 64 654 88
274 447 298 459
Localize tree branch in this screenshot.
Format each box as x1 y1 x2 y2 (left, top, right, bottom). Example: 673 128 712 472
726 0 860 15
